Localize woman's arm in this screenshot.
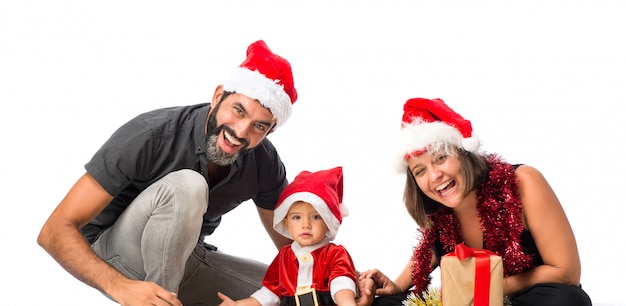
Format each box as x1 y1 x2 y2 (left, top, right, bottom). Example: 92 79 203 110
358 258 415 297
392 259 415 293
504 165 582 296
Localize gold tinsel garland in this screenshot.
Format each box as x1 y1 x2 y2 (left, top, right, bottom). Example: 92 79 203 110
402 287 512 306
402 288 442 306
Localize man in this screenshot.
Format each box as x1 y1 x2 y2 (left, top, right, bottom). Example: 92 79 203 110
38 40 297 306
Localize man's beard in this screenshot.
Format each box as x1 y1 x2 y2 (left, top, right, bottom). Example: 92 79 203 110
205 107 250 166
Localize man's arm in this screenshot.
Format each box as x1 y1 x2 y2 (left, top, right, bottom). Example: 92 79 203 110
37 172 181 306
257 207 292 250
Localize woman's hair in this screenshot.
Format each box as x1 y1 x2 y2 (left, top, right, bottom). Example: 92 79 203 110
403 144 489 229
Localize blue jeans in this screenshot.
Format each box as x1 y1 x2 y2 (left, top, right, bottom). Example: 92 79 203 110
91 169 267 304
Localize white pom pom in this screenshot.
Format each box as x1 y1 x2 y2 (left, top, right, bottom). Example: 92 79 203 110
462 136 481 153
339 203 349 218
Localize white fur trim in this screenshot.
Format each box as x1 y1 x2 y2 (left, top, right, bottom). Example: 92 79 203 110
393 120 481 173
250 286 280 306
273 192 342 240
296 251 314 291
222 67 292 127
330 276 357 303
339 203 349 218
462 134 481 153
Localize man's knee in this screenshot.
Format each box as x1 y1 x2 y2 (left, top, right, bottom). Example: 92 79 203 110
160 169 208 215
164 169 207 191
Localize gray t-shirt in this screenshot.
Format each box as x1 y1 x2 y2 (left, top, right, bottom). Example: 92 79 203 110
81 103 288 243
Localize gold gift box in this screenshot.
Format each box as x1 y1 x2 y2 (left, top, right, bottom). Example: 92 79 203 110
440 244 503 306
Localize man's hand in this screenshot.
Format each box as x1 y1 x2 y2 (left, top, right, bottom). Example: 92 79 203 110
112 279 182 306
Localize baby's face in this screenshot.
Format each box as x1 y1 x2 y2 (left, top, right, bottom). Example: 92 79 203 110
283 201 329 246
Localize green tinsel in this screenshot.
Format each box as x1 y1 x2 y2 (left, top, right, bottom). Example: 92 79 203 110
401 287 512 306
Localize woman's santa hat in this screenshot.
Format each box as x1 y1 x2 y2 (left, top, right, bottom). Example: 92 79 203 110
273 166 348 240
222 40 297 128
395 98 481 172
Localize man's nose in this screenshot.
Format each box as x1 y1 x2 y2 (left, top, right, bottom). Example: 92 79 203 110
233 121 251 139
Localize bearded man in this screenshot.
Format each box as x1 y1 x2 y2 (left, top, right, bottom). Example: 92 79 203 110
38 40 297 306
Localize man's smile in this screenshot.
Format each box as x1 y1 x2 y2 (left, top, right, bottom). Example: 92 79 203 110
224 130 242 147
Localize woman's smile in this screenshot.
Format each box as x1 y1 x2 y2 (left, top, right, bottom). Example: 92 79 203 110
435 179 457 197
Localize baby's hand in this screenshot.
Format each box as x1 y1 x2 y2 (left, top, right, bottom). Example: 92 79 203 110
356 277 376 306
217 291 236 306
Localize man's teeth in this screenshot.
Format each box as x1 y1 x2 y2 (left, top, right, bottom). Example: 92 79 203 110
436 180 452 191
225 131 241 146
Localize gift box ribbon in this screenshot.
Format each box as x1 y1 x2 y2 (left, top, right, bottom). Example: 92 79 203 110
449 243 495 306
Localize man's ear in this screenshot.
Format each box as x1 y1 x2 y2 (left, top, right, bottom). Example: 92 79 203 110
211 85 224 106
208 85 224 117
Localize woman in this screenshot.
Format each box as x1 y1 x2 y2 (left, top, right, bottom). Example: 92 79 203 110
359 98 591 306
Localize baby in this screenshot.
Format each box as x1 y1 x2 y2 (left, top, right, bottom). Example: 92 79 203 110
218 166 361 306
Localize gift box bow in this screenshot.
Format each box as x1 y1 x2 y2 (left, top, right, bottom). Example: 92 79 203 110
443 243 501 306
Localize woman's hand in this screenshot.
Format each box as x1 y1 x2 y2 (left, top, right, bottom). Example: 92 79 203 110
359 269 403 296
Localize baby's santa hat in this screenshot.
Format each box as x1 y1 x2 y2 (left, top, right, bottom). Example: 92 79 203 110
273 166 348 240
222 40 297 128
394 98 481 172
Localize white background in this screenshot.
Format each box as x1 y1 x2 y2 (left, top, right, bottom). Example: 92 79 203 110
1 1 624 305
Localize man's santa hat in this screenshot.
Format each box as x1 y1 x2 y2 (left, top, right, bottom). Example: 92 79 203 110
222 40 297 128
273 166 348 240
395 98 481 172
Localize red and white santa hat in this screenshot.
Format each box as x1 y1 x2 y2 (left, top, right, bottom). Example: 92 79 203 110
273 166 348 240
222 40 297 128
394 98 481 172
